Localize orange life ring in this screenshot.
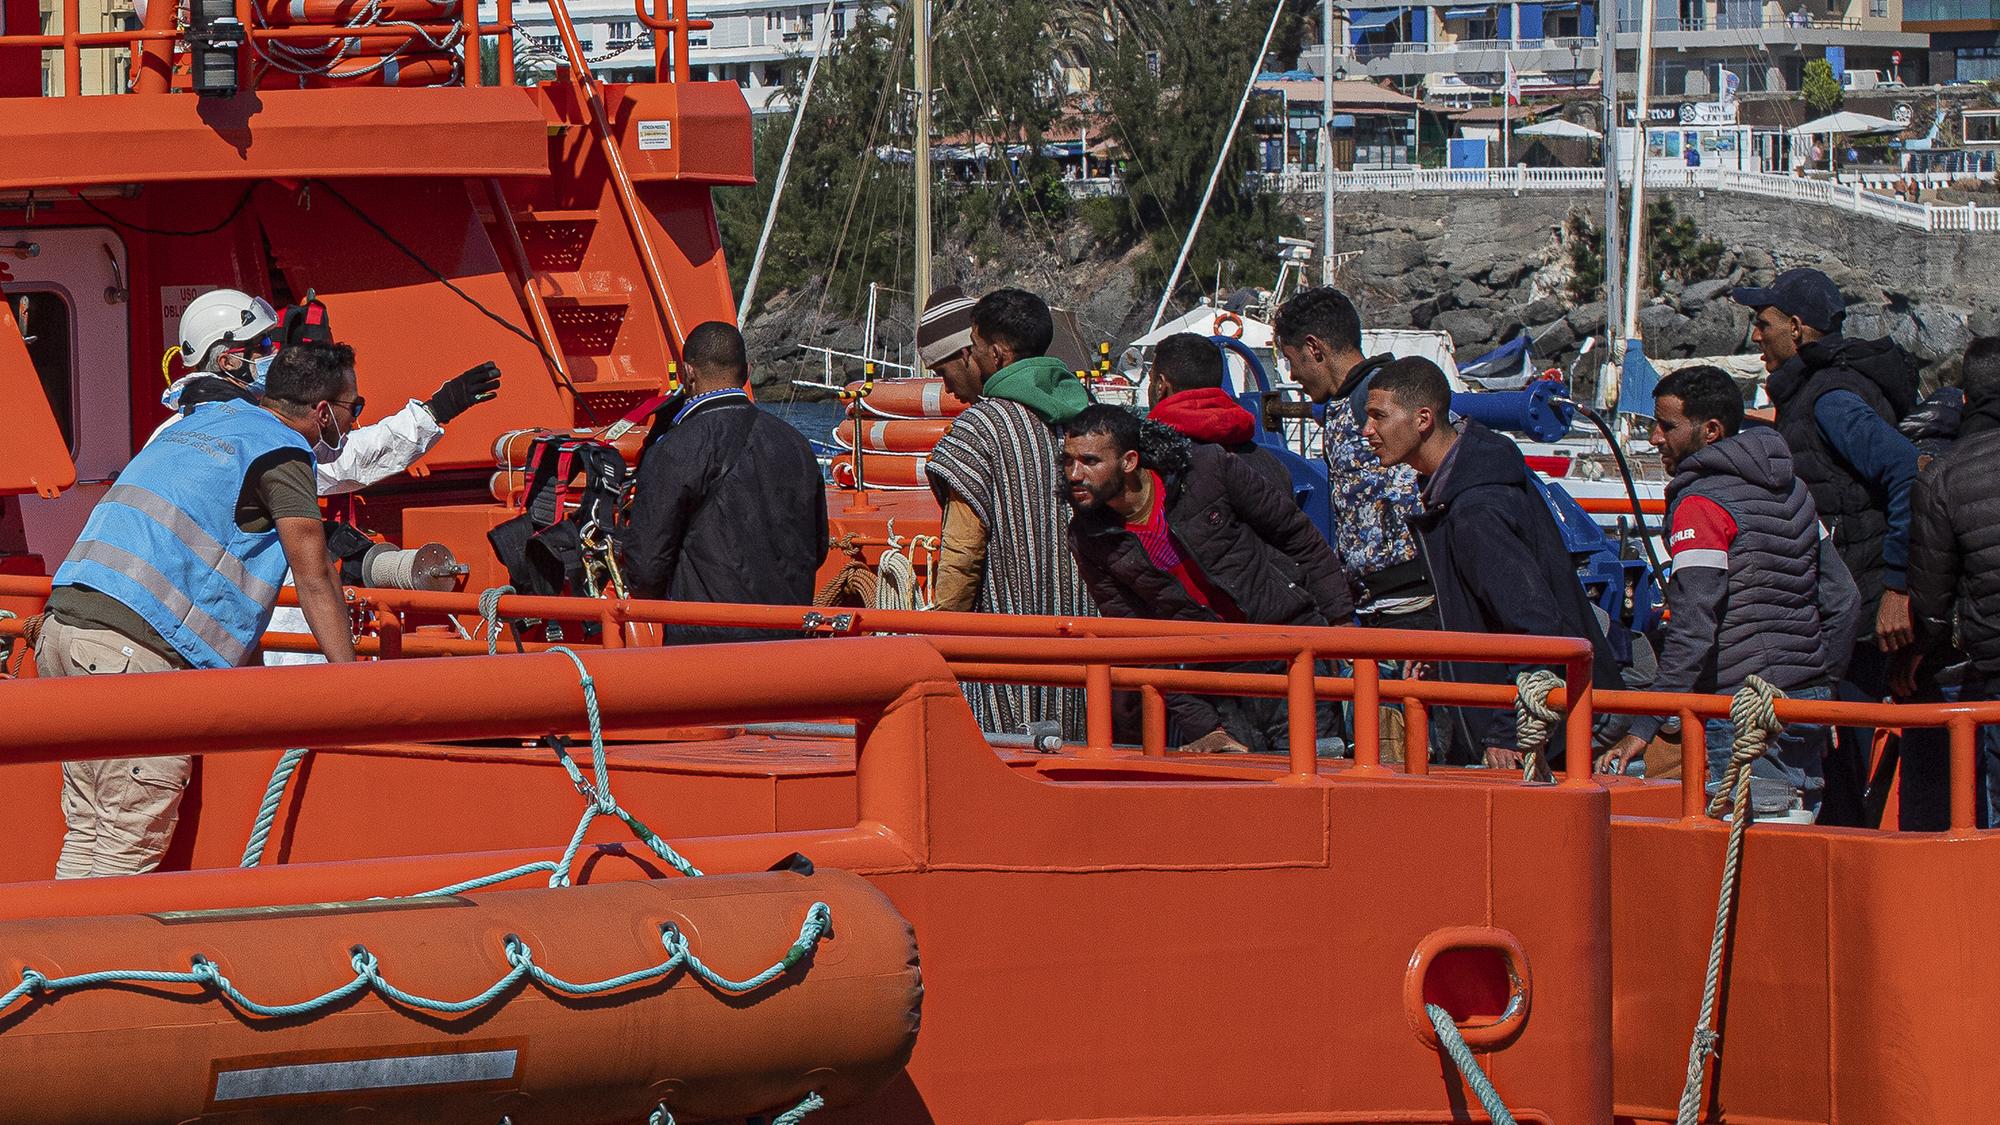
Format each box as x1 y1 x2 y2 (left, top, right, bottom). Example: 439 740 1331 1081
1213 311 1245 339
847 378 969 419
833 417 952 454
829 452 932 490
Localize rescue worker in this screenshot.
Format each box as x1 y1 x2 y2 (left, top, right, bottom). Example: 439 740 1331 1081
1732 267 1923 824
1596 365 1860 815
1145 332 1291 491
39 342 362 878
159 289 500 665
1363 357 1624 769
162 289 502 495
1062 404 1351 754
624 322 826 643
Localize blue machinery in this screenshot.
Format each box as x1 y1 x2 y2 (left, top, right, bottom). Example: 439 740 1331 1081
1211 335 1662 636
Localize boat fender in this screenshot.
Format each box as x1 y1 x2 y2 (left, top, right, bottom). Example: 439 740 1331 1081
0 872 921 1124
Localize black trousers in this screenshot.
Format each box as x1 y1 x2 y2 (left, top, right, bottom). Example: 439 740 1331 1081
1828 642 1951 829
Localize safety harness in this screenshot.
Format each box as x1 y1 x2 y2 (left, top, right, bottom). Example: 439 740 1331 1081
486 434 631 639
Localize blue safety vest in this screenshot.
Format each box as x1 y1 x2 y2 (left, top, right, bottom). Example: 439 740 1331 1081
53 400 311 669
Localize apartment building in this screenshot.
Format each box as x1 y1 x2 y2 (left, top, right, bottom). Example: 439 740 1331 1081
496 0 877 111
36 0 135 95
1907 0 2000 81
1322 0 1926 98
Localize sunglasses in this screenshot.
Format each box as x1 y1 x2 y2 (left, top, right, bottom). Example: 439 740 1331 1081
327 397 366 423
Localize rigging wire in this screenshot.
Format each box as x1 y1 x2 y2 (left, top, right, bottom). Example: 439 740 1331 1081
804 19 909 347
74 186 257 238
307 178 599 425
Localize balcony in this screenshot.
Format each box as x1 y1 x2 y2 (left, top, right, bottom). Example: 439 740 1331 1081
1616 14 1864 30
1341 36 1600 76
1608 11 1925 46
1903 0 2000 21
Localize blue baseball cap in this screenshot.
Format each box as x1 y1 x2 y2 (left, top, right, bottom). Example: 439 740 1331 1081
1730 268 1844 334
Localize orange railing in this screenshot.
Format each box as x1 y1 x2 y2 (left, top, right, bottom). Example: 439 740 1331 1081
4 574 1996 830
0 0 705 96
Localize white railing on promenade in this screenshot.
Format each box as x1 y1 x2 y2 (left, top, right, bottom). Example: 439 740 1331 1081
1252 167 2000 235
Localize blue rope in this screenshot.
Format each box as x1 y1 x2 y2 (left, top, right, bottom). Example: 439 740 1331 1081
655 1089 823 1125
0 905 830 1019
534 646 703 885
1426 1004 1517 1125
240 747 311 867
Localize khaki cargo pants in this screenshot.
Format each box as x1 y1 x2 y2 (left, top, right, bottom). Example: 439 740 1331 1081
35 616 191 879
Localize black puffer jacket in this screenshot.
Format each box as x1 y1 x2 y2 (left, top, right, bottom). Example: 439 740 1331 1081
625 395 828 642
1768 333 1921 616
1910 426 2000 674
1408 422 1625 754
1068 442 1352 735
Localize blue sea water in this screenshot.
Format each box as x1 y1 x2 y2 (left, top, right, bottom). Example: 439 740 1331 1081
761 398 845 448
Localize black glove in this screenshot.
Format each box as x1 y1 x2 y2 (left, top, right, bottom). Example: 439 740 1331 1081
427 362 501 424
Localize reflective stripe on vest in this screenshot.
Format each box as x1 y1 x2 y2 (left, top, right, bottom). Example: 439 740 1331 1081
98 484 281 605
54 400 309 669
61 539 253 667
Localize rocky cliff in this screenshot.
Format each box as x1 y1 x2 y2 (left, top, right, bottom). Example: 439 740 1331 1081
744 186 1999 393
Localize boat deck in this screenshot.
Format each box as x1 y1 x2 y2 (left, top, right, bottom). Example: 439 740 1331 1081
64 731 1678 877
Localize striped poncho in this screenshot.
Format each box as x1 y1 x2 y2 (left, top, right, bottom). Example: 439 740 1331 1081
926 397 1095 739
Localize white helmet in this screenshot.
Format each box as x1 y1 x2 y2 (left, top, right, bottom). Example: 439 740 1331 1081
178 289 279 373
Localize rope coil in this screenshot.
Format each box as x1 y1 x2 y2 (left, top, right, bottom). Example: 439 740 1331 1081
1675 675 1786 1125
875 539 917 612
1513 669 1563 783
814 535 877 608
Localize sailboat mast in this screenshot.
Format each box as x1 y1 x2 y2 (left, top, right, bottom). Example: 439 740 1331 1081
913 0 933 312
1598 0 1622 405
1619 0 1654 349
1321 0 1335 287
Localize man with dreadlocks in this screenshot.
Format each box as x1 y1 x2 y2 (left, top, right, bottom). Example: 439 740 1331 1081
1061 403 1353 754
925 288 1096 740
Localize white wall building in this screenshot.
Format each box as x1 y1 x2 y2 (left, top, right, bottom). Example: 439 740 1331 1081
492 0 881 112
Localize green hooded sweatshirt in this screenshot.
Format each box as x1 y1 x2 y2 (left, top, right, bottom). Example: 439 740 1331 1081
982 355 1092 424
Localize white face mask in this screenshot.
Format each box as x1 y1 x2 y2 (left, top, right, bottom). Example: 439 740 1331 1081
312 404 348 465
243 353 276 397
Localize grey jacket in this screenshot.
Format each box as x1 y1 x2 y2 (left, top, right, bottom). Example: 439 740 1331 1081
1628 427 1861 742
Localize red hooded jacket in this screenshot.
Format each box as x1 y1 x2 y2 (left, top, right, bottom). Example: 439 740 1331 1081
1148 387 1292 493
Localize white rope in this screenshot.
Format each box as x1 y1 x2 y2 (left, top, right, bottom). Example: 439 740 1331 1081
1675 675 1785 1125
1513 669 1563 783
907 534 939 611
874 525 917 612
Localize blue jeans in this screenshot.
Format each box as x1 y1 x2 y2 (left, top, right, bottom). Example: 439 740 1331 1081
1703 683 1835 815
1967 673 2000 829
